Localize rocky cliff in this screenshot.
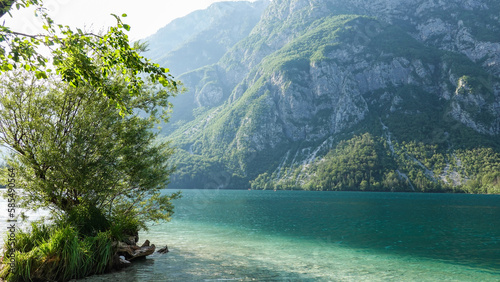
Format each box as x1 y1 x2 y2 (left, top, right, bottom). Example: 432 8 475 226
148 0 500 193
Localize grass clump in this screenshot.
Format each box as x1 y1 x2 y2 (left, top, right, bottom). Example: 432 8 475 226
0 222 114 282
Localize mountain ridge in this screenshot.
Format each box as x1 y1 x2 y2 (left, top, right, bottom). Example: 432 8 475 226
147 0 500 193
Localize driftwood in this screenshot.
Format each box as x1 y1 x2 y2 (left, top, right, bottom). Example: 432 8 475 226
157 245 169 254
116 241 156 260
114 238 156 268
112 231 170 269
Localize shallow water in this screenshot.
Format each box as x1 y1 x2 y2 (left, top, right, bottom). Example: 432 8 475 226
2 189 500 281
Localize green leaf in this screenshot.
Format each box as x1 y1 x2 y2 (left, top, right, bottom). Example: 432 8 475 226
158 76 169 86
35 71 47 79
2 64 13 71
122 13 127 17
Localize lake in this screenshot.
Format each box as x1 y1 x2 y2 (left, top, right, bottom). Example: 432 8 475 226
2 189 500 281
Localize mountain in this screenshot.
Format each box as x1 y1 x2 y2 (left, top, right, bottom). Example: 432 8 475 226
147 0 500 193
143 1 269 132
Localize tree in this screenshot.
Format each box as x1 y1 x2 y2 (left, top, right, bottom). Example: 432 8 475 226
0 70 180 235
0 0 175 112
0 3 180 279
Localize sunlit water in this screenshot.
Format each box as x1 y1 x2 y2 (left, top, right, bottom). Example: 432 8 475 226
1 189 500 281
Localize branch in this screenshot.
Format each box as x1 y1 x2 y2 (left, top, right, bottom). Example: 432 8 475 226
101 184 142 210
123 190 148 215
2 29 104 43
5 31 45 39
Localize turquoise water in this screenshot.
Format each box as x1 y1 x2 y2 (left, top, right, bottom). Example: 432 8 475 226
2 189 500 281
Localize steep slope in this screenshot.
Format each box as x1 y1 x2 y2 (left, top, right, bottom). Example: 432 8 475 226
143 0 269 133
145 1 269 76
153 0 500 193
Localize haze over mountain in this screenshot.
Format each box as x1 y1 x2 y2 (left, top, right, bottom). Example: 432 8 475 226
145 0 500 193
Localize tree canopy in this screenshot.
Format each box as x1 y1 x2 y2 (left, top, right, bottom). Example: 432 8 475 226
0 0 176 112
0 70 180 234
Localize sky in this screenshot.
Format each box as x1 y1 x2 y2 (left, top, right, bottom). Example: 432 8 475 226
3 0 257 41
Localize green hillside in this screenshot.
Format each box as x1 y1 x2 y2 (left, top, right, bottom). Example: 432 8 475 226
147 0 500 193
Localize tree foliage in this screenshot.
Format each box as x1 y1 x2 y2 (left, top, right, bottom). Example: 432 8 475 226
0 71 180 235
302 133 408 191
0 0 177 112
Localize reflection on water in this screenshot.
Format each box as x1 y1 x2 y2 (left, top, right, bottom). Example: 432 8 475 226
1 190 499 281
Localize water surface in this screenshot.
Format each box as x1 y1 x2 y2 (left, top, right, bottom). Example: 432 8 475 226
2 190 500 281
